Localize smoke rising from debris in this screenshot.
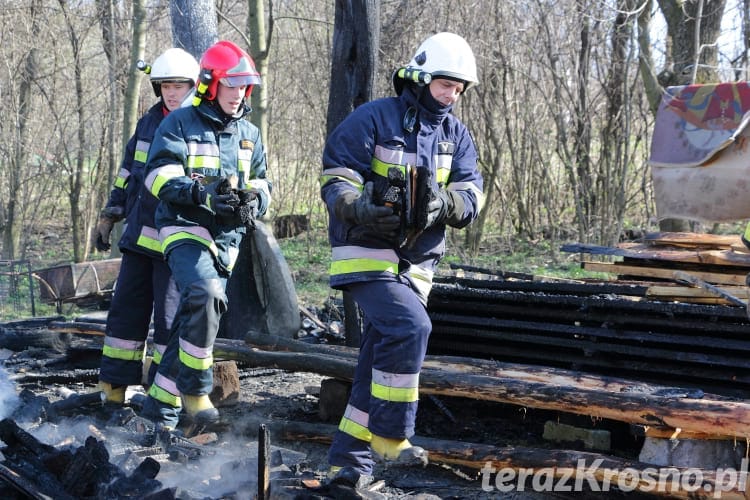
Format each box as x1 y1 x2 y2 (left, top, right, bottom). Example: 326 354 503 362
0 366 19 419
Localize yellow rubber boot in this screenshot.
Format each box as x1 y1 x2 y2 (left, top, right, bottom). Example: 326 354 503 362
327 465 342 479
370 435 412 460
98 382 125 405
370 434 428 466
182 394 219 424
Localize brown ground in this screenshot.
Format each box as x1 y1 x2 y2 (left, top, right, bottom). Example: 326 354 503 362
0 318 654 499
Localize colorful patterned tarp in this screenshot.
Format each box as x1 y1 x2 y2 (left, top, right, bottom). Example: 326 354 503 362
649 82 750 222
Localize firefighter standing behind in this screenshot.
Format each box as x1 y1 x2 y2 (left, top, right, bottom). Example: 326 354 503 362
320 32 484 483
97 48 199 405
141 40 271 428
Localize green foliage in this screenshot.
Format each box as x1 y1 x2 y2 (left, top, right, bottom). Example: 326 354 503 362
277 230 336 307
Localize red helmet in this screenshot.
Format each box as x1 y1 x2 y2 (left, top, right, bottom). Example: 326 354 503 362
198 40 261 101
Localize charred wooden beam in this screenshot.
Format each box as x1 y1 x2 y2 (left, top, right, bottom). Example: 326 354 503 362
216 338 750 438
247 417 749 500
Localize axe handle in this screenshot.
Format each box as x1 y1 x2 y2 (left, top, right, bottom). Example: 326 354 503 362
672 270 746 307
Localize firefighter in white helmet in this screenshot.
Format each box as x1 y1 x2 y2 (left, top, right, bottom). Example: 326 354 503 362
97 47 199 406
319 32 484 488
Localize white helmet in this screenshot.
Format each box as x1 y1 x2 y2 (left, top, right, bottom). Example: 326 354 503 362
393 32 479 95
148 47 200 97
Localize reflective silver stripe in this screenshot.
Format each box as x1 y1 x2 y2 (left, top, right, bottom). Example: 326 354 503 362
247 179 271 202
342 404 369 427
145 163 184 195
237 149 253 161
187 142 220 156
447 182 485 211
179 338 212 359
374 144 417 165
331 245 399 263
158 225 213 242
104 337 144 350
435 154 452 170
321 166 364 186
372 367 419 388
153 372 178 395
407 264 434 306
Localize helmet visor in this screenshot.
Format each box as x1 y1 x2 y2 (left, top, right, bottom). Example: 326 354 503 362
220 74 261 87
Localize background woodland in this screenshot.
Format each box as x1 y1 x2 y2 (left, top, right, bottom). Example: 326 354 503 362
0 0 747 268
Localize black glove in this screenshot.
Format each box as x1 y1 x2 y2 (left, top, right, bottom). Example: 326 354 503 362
93 206 124 252
236 189 260 227
192 180 239 217
94 217 114 251
206 192 238 217
425 190 464 228
334 182 400 233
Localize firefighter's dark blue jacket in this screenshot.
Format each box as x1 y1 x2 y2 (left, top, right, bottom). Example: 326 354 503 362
111 102 168 257
145 100 271 273
320 84 484 301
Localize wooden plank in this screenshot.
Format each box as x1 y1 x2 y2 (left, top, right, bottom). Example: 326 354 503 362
645 285 749 300
212 337 750 439
630 425 734 441
247 417 749 500
562 243 750 268
582 261 747 286
643 232 742 249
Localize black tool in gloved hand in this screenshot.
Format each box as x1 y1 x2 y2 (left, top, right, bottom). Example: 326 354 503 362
235 188 260 229
334 182 400 235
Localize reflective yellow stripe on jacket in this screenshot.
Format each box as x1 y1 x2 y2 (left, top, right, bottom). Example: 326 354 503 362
329 246 400 278
146 163 185 198
159 225 219 256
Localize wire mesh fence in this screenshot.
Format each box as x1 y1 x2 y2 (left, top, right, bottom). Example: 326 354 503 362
0 260 35 319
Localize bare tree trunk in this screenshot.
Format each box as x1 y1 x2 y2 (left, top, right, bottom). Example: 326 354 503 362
4 0 43 261
96 0 122 257
62 5 86 263
122 0 147 152
325 0 380 137
247 0 273 148
632 0 661 115
573 0 594 241
170 0 218 59
598 6 629 246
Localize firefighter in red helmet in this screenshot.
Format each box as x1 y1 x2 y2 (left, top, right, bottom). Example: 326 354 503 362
141 40 271 429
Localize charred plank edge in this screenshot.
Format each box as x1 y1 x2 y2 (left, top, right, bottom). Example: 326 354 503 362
245 417 748 500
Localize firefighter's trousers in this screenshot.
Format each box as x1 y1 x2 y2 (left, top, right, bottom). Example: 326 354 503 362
147 243 228 411
99 250 179 387
327 276 432 474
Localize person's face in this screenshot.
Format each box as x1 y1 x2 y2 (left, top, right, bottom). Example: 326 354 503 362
428 78 465 106
161 81 193 112
216 83 246 115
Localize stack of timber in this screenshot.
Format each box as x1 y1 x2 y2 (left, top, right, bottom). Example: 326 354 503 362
426 232 750 399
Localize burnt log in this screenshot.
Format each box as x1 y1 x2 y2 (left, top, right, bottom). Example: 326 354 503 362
247 418 749 500
0 418 167 499
0 461 58 500
213 338 750 439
